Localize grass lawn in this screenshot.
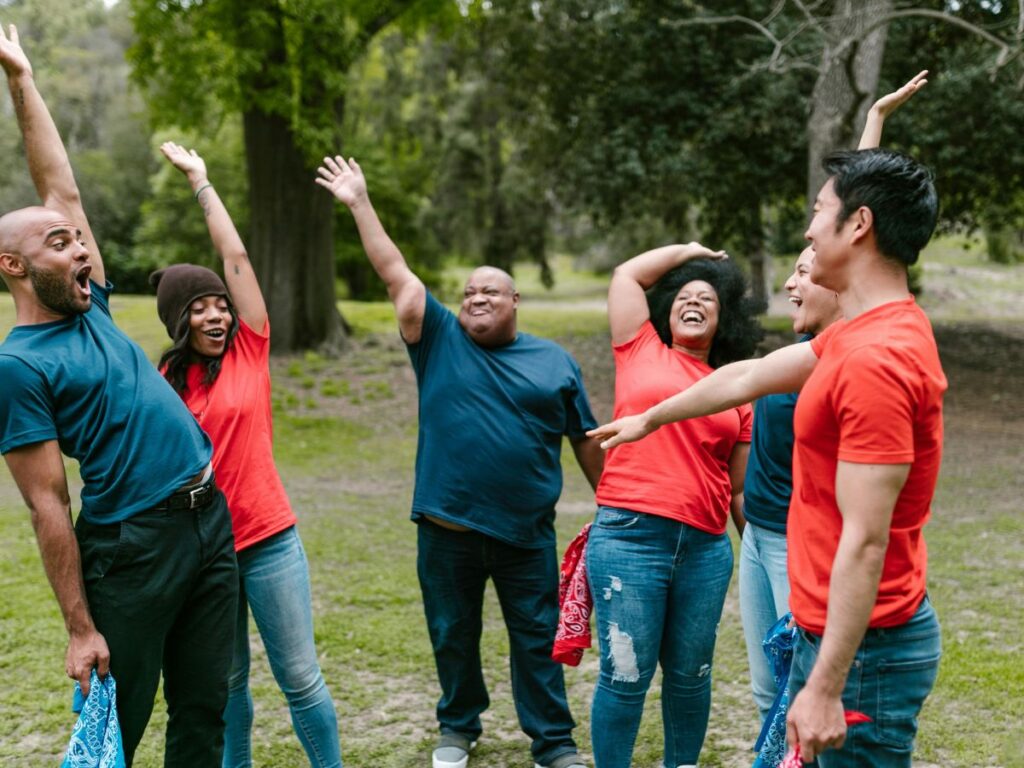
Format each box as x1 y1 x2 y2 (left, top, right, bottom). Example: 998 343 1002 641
0 245 1022 766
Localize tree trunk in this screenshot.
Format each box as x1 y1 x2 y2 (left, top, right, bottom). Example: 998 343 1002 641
745 215 770 314
243 108 347 354
806 0 893 208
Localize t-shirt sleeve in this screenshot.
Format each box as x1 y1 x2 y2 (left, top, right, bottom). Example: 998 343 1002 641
234 317 271 368
810 319 844 358
611 321 661 364
736 402 753 442
89 280 114 319
833 347 916 464
0 356 58 454
406 291 453 374
563 355 598 438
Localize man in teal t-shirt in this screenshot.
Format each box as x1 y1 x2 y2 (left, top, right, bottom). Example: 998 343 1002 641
321 155 605 768
0 29 237 767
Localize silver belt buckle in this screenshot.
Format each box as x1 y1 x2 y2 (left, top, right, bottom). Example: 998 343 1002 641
188 485 205 509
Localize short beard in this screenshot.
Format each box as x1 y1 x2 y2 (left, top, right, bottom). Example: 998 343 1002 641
26 261 89 316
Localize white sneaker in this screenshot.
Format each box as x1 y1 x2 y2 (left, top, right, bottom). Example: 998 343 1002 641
432 736 476 768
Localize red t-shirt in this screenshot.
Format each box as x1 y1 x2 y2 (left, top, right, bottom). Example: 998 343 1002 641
595 322 752 534
181 320 297 551
789 298 946 634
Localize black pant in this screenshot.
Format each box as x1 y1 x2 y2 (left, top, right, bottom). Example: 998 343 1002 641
76 489 239 767
416 520 578 765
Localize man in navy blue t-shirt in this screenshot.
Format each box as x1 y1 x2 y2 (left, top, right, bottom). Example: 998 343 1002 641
320 155 604 768
739 246 842 723
0 29 237 766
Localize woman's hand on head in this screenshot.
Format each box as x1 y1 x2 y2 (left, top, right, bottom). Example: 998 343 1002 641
682 242 728 262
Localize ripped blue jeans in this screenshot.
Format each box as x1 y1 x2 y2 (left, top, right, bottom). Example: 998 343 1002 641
586 506 734 768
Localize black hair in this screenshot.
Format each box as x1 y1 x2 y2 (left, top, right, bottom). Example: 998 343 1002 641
646 258 764 368
822 148 938 266
158 297 240 395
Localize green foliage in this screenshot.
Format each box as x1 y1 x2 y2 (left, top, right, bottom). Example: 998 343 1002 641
130 119 249 291
877 2 1024 257
0 1 153 279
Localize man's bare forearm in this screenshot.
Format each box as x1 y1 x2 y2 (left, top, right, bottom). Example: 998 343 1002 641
803 534 886 695
6 71 79 207
31 501 96 637
646 358 759 429
348 196 418 300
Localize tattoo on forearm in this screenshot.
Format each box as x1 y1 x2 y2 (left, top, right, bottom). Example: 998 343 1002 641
198 189 212 217
234 265 240 275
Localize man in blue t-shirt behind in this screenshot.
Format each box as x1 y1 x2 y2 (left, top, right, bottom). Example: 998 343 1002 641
739 246 842 723
0 29 237 766
319 155 604 768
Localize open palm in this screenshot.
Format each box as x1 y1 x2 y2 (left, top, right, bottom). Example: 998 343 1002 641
315 155 367 208
0 24 32 77
160 142 207 180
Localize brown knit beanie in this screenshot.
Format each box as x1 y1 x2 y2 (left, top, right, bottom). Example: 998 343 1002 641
149 264 229 339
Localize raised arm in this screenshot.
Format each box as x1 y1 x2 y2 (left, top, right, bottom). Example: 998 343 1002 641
588 341 819 449
0 25 104 285
858 70 928 150
608 243 726 344
4 441 110 697
160 142 267 331
316 155 426 343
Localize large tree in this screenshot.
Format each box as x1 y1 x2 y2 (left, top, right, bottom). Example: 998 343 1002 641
129 0 441 351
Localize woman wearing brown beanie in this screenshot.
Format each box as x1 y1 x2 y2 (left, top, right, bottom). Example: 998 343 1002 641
150 143 342 768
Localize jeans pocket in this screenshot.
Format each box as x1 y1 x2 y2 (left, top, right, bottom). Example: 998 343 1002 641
594 507 641 529
875 652 941 749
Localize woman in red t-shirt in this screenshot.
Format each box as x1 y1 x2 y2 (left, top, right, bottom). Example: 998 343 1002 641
149 144 341 768
586 244 762 768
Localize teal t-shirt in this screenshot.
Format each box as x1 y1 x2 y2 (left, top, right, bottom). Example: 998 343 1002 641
406 292 597 549
0 281 212 523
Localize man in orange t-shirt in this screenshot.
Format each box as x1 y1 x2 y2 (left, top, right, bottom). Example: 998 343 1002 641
589 148 945 767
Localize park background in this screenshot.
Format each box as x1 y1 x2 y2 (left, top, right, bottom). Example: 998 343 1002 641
0 0 1022 765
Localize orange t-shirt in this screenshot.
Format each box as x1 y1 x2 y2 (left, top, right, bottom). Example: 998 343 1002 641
182 319 297 551
789 298 946 634
595 322 752 534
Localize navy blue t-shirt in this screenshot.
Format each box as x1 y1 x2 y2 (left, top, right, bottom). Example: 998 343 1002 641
742 335 812 533
0 281 212 523
406 292 597 549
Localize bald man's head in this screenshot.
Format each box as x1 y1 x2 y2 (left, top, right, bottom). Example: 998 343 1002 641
0 206 94 316
458 265 520 348
0 206 54 255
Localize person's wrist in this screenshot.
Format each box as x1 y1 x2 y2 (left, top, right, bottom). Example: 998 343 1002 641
189 175 210 190
347 192 371 211
4 66 34 82
805 665 845 698
642 409 659 435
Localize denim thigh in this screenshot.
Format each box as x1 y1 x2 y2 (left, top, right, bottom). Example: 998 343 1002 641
789 597 941 768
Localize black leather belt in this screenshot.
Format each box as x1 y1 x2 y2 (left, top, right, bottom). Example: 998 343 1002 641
152 475 216 511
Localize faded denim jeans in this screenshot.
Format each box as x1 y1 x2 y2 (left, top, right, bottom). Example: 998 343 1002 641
788 596 941 768
586 506 734 768
739 522 791 720
222 527 341 768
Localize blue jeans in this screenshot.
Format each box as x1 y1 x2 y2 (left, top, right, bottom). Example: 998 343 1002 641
788 596 941 767
586 506 734 768
416 519 578 766
738 522 791 720
222 527 342 768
